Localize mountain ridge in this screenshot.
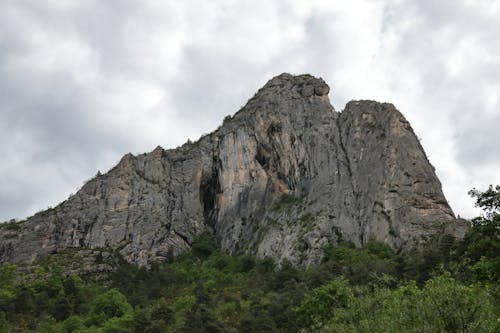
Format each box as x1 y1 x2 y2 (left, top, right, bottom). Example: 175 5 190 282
0 73 468 267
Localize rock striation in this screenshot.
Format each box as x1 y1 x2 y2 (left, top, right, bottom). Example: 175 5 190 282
0 73 468 267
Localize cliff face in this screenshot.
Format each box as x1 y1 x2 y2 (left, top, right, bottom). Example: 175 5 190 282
0 73 468 267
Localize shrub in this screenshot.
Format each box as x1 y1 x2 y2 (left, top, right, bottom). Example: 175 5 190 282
89 289 133 325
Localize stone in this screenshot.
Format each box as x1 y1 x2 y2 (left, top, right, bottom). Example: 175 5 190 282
314 83 329 96
0 73 468 267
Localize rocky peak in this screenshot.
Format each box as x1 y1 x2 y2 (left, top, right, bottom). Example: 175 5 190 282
259 73 330 98
0 74 468 267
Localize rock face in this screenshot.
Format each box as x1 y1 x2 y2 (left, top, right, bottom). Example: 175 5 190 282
0 73 468 267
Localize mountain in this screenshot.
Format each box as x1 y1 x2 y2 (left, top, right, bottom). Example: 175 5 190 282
0 73 468 267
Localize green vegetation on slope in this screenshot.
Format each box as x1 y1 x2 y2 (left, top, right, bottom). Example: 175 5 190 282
0 186 498 332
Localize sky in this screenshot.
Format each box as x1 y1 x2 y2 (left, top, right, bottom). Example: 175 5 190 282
1 0 499 222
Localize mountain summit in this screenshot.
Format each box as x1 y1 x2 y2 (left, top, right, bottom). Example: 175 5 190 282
0 73 468 267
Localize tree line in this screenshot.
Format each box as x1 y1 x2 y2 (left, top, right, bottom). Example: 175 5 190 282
0 186 498 332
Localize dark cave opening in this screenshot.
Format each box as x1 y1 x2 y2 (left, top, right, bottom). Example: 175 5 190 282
200 166 220 220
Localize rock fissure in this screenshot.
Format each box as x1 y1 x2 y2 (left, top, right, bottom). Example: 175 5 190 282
0 73 468 267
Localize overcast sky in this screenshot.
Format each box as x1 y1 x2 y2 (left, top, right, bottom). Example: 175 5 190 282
1 0 499 222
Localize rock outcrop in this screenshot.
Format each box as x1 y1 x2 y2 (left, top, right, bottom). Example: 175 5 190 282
0 73 468 267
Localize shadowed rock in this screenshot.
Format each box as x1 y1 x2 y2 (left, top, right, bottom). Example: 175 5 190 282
0 73 468 267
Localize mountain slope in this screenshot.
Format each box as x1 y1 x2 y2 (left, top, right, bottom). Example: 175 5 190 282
0 73 468 266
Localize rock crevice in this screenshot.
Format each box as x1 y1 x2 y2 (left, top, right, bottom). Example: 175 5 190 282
0 73 468 267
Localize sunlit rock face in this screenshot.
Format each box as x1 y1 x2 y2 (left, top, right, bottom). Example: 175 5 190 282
0 73 468 267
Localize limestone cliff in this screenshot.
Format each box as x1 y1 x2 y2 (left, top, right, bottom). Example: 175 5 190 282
0 73 468 267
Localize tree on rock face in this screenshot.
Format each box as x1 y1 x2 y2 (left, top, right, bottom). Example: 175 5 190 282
192 231 217 258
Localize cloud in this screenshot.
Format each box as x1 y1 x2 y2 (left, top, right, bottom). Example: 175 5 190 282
374 0 500 216
0 0 499 221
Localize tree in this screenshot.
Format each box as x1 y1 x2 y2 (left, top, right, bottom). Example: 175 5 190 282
89 289 133 326
61 315 85 333
468 184 500 222
0 312 8 333
465 185 500 283
0 264 17 312
295 277 353 329
192 231 217 258
420 274 497 332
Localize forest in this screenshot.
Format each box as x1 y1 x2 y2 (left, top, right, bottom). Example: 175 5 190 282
0 186 498 332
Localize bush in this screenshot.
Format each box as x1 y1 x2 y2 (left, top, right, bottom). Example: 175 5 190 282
62 315 85 333
192 231 217 258
295 277 353 329
0 312 8 333
89 289 133 325
100 313 134 333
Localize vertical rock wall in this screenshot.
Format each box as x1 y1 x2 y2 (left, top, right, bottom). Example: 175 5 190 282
0 73 467 267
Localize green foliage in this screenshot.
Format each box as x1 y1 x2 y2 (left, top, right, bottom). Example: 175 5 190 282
0 264 18 312
295 274 498 332
223 115 232 125
469 184 500 220
295 277 353 328
462 185 500 285
420 273 496 332
61 315 85 333
0 263 17 289
1 230 498 332
271 193 302 211
472 255 500 282
192 231 217 258
149 298 174 324
0 312 8 333
89 289 133 326
0 186 497 332
172 294 196 315
0 219 20 231
99 313 134 333
321 240 397 285
365 238 395 259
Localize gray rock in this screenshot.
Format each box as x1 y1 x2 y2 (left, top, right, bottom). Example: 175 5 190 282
0 73 468 267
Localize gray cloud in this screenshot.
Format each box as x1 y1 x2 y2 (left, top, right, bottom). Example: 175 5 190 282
1 0 499 221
